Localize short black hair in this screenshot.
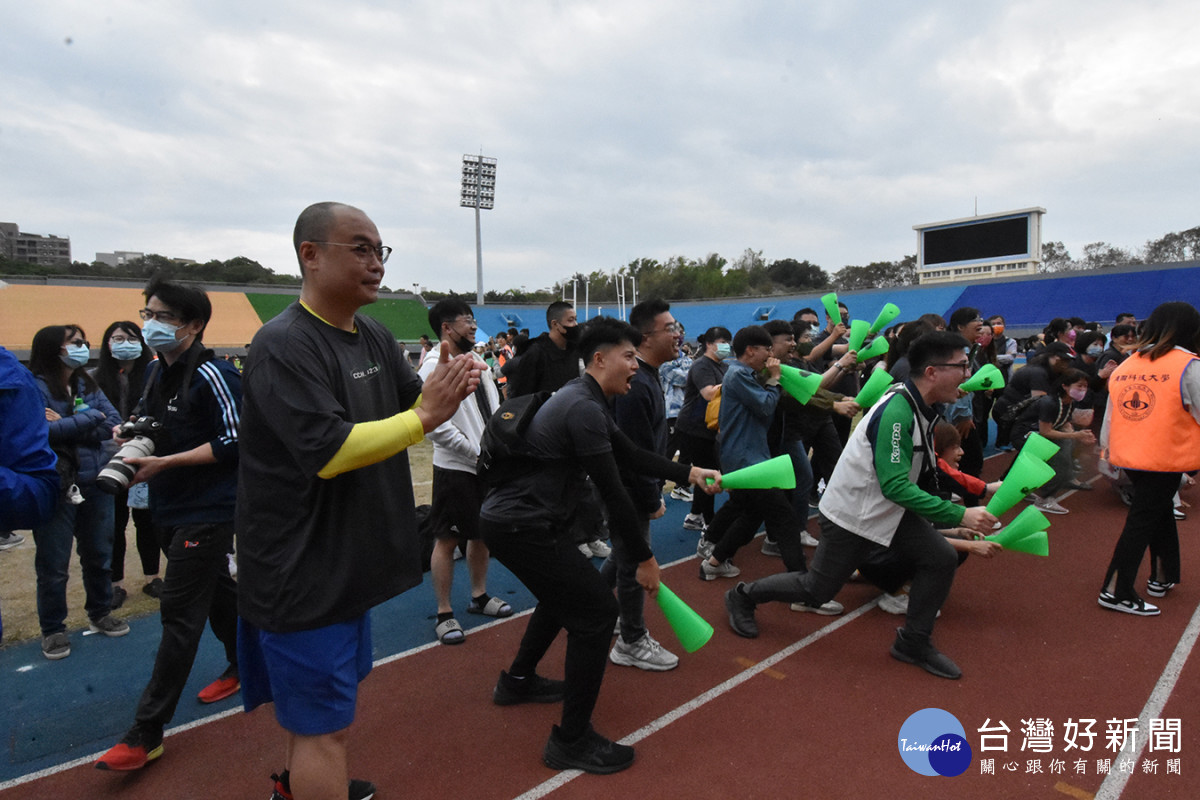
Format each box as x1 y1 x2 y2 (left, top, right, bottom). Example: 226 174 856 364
629 298 670 333
794 307 818 321
762 319 793 339
427 298 473 338
1054 367 1090 394
732 325 772 357
579 316 641 365
144 275 212 333
908 331 970 374
948 306 981 331
547 300 574 326
1115 312 1136 323
700 326 732 346
293 202 351 273
1111 323 1136 339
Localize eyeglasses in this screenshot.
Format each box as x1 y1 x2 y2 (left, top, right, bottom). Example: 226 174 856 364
139 308 182 323
109 336 137 344
312 241 392 264
650 322 682 335
931 362 972 373
65 339 90 348
453 316 477 327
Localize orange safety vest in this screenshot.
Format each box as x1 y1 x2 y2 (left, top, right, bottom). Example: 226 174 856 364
1107 348 1200 472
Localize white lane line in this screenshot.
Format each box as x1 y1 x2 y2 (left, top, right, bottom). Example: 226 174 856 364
1094 599 1200 800
511 597 882 800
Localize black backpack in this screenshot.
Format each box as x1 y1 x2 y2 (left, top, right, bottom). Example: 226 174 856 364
476 391 552 485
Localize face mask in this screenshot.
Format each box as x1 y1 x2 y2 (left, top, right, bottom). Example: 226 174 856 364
1087 344 1103 357
992 323 1005 335
143 318 183 352
453 333 474 354
1066 329 1077 344
715 342 732 359
1068 386 1087 402
976 333 993 347
60 345 90 369
561 323 581 343
795 341 814 356
110 340 144 361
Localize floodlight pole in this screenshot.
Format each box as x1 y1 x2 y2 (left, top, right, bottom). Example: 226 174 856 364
473 197 483 306
460 152 496 306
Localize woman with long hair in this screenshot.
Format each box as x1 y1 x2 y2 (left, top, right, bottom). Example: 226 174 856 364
1010 367 1096 514
1099 302 1200 616
29 324 128 659
91 321 162 607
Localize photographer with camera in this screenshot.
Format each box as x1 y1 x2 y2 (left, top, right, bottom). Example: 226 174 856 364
96 277 242 773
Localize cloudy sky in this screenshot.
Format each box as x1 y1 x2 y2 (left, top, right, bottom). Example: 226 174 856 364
4 1 1199 294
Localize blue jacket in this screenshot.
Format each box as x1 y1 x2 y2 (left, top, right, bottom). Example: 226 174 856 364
717 360 780 472
136 343 241 526
35 374 122 486
0 348 58 529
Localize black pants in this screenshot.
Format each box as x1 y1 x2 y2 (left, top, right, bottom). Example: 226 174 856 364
805 416 844 491
112 499 161 582
708 488 807 573
1103 470 1182 599
482 520 618 741
678 431 720 523
134 522 238 732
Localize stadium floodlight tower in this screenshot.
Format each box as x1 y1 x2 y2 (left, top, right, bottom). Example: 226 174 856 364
460 152 497 305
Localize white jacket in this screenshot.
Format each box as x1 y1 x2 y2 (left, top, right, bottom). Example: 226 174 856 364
418 348 500 474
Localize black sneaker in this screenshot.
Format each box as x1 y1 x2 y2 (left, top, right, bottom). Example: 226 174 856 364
724 583 759 639
1098 591 1160 616
889 628 962 680
269 769 376 800
143 577 164 599
1147 580 1176 598
543 724 634 774
492 670 566 706
111 586 128 611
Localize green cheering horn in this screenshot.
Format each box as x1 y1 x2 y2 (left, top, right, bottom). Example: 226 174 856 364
846 319 871 354
959 363 1005 392
869 302 901 335
854 368 895 409
1019 431 1060 462
655 582 714 653
986 505 1051 556
708 455 796 490
857 336 890 363
820 292 841 324
985 454 1056 516
778 364 822 404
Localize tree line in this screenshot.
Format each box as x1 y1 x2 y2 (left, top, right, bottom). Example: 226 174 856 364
4 225 1198 304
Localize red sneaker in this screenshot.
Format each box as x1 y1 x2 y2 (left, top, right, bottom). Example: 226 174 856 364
96 731 164 771
197 674 240 704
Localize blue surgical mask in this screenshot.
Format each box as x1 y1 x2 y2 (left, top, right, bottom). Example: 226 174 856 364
715 342 732 359
110 340 144 361
60 344 90 369
143 318 183 352
1087 344 1103 357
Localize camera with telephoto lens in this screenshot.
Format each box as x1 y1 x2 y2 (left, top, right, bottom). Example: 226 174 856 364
96 416 164 494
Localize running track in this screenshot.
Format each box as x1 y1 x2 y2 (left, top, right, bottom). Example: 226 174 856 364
2 452 1197 799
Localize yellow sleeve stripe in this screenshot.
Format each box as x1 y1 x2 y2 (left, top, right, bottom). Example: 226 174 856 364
317 408 426 479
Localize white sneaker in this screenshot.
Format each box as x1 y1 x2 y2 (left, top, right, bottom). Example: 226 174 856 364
609 632 679 671
670 486 694 502
696 537 715 560
800 531 820 547
699 559 740 581
584 539 612 558
1032 495 1069 515
877 592 909 615
683 513 707 531
789 599 845 616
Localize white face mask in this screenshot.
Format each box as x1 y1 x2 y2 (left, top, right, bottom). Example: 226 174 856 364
142 318 183 352
1068 386 1087 402
60 344 90 369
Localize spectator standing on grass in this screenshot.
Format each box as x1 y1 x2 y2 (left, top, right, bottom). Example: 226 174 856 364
235 202 480 800
0 346 59 642
29 324 127 661
1098 302 1200 617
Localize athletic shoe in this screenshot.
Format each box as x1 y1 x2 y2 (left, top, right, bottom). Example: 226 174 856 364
609 632 679 671
683 513 707 531
95 726 164 771
543 724 634 774
41 632 70 660
1066 481 1094 491
789 599 845 616
696 537 715 560
889 628 961 680
1031 495 1069 515
800 531 820 547
699 558 740 581
0 530 25 551
1117 487 1134 506
89 614 131 637
580 539 612 558
110 585 128 611
760 537 782 557
197 666 240 703
268 769 377 800
724 583 758 638
670 486 693 502
1175 507 1187 520
1147 580 1176 598
877 591 909 615
1097 591 1160 616
142 577 164 598
492 670 566 706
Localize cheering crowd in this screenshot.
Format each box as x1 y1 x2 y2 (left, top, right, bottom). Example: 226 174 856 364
2 202 1198 798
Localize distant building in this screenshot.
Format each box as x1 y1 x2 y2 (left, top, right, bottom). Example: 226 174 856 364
96 250 146 267
0 222 72 267
914 207 1045 285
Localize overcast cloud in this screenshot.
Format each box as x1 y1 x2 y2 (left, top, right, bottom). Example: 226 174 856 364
3 1 1199 293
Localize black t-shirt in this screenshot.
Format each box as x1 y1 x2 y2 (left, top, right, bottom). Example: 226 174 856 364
676 356 727 437
236 303 424 633
1000 364 1051 405
1012 394 1072 442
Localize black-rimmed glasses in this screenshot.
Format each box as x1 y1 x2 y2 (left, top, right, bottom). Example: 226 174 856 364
312 241 392 264
139 308 182 323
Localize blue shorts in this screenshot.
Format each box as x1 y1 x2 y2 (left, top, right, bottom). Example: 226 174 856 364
238 615 373 736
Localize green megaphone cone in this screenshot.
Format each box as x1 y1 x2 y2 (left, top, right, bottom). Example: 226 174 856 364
713 455 796 490
847 319 870 354
960 363 1005 392
1020 432 1060 462
655 582 714 653
869 302 900 335
857 336 890 363
987 505 1051 548
986 454 1057 516
778 364 822 404
854 368 895 409
820 292 840 324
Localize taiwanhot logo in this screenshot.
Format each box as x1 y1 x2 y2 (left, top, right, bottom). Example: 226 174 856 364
898 708 972 777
